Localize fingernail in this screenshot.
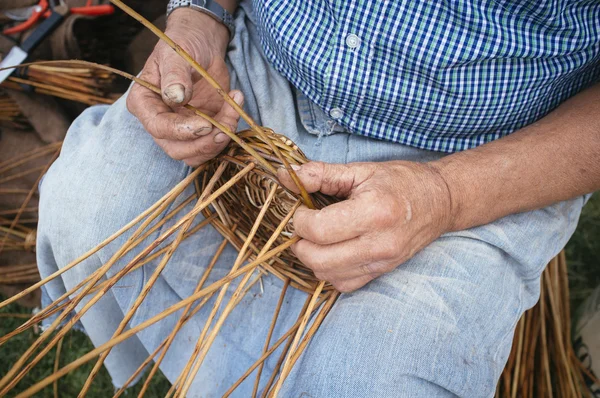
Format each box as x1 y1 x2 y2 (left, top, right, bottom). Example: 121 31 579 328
291 164 302 171
232 91 244 105
164 84 185 104
214 132 228 143
193 126 210 136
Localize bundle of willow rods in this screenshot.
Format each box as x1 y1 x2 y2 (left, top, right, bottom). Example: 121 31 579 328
0 142 62 285
0 1 592 396
0 63 120 286
0 63 118 106
0 92 29 129
496 251 599 397
0 1 336 396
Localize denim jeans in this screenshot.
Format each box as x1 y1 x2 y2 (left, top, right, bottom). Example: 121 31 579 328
36 1 586 397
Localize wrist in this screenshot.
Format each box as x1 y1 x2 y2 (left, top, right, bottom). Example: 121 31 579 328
422 161 457 234
167 8 229 51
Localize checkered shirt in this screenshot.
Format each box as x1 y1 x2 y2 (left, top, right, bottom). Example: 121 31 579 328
253 0 600 152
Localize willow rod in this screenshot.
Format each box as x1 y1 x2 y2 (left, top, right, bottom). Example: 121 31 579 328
135 234 233 398
0 164 256 395
271 280 326 397
222 293 326 397
253 278 290 397
0 60 276 175
0 166 210 392
13 237 299 398
108 0 314 209
0 141 61 174
0 164 205 313
0 147 59 252
175 184 280 397
79 163 229 395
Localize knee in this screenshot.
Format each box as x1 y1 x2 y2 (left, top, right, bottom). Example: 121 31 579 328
281 266 506 397
280 297 469 397
38 97 189 258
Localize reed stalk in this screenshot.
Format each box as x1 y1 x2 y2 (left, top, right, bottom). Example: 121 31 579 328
12 238 299 398
108 0 313 209
79 163 229 394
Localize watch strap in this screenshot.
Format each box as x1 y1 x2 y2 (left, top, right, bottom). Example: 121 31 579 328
167 0 235 40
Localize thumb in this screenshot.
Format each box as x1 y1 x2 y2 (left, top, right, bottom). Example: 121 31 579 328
159 52 194 107
277 161 374 198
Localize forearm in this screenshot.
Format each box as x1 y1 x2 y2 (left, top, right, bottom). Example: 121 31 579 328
433 82 600 232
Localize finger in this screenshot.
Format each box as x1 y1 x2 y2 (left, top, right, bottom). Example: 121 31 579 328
132 93 213 140
292 236 395 281
293 205 362 245
331 275 376 293
159 48 194 107
127 55 160 117
128 73 213 141
210 90 243 144
277 161 376 197
157 91 243 165
291 189 386 245
127 50 212 141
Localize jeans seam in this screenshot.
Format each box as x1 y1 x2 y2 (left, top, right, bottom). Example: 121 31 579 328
131 163 192 314
491 277 524 367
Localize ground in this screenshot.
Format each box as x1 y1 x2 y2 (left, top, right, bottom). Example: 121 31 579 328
1 194 599 397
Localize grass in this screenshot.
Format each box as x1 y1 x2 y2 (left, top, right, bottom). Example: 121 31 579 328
0 194 599 397
567 193 600 312
0 302 171 397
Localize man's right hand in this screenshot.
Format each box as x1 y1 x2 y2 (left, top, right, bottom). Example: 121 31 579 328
127 8 243 167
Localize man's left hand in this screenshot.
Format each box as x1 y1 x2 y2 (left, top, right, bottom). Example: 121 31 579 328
277 161 453 292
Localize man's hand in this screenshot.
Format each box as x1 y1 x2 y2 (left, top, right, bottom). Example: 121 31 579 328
127 9 243 166
277 161 453 292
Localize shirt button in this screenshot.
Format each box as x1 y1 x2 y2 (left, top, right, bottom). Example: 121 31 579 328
329 107 344 119
345 34 361 49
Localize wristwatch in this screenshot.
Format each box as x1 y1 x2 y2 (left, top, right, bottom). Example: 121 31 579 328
166 0 236 40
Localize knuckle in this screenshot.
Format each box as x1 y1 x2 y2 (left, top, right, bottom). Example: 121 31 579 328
171 121 191 139
356 243 375 263
304 254 328 274
373 239 400 261
183 158 201 167
307 222 327 243
160 146 184 161
167 151 185 161
194 140 217 156
374 243 398 261
126 90 139 115
303 161 325 180
359 262 386 278
147 118 165 139
313 271 327 281
370 199 393 226
333 281 354 293
359 263 374 276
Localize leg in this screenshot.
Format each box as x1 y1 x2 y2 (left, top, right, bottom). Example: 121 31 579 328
35 94 199 386
34 0 312 392
280 188 585 397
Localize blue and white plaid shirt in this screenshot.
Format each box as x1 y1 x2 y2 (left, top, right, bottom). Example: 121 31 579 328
254 0 600 152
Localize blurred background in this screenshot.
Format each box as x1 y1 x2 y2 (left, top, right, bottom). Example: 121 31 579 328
0 1 599 396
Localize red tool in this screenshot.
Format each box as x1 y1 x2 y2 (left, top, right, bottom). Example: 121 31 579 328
3 0 114 35
3 0 49 35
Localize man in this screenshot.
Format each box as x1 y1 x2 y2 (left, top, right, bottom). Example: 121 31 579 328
37 0 600 396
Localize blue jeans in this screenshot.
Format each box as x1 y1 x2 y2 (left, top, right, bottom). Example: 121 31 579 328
36 2 586 397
